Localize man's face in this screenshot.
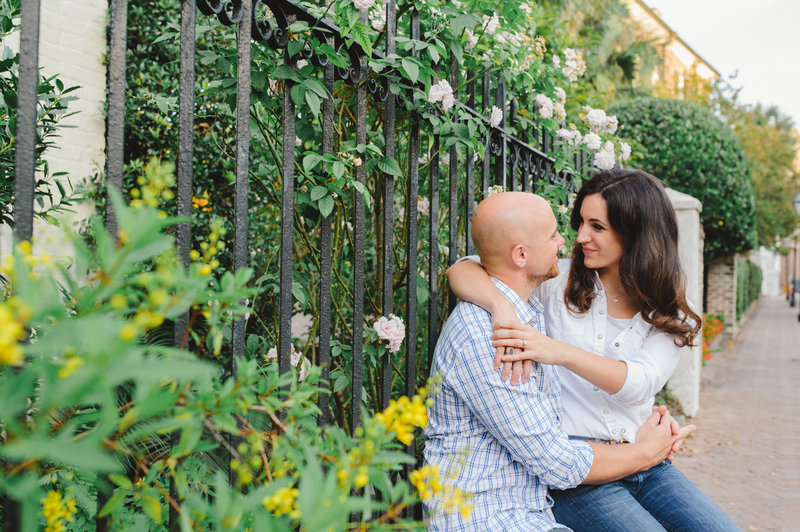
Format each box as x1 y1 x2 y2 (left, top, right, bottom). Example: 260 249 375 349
523 210 565 285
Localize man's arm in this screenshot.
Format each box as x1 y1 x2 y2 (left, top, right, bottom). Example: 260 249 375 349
582 408 696 485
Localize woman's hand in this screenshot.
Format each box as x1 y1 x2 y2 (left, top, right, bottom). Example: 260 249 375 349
487 306 533 385
492 320 562 365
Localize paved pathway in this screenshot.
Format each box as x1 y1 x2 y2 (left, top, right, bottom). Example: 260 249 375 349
673 296 800 531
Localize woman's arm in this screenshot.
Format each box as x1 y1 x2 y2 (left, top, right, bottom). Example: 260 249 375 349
446 258 533 382
492 321 628 394
445 258 515 321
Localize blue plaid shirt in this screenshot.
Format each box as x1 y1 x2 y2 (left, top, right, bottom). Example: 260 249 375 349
423 278 593 531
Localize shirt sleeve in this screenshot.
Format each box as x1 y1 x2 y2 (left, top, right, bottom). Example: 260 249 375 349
458 254 482 265
448 314 593 489
611 328 684 405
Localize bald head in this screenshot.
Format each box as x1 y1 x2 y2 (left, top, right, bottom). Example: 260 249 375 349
471 192 563 297
472 192 551 266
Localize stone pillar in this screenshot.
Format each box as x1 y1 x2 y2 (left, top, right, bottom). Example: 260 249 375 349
665 188 703 417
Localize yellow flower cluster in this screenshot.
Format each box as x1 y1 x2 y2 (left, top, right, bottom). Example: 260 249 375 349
190 217 226 275
116 253 182 341
336 437 376 489
262 486 300 519
130 158 175 210
374 392 428 446
230 437 266 489
192 191 212 212
0 297 31 366
409 465 472 520
1 241 52 283
40 490 77 532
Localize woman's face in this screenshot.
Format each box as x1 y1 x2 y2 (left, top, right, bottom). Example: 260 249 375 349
575 193 625 271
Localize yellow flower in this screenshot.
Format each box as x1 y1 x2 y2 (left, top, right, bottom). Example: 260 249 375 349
262 486 300 518
0 301 28 366
110 293 127 310
119 323 139 341
354 466 369 488
58 356 84 379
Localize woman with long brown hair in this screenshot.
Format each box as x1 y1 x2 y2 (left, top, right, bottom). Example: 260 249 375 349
447 169 739 531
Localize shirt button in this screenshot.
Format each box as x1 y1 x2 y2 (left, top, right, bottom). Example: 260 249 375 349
599 309 605 315
592 386 599 391
614 342 620 347
597 334 604 339
612 429 618 434
603 409 610 414
621 429 627 434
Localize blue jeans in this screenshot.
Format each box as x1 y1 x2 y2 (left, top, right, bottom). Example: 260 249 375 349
550 460 741 532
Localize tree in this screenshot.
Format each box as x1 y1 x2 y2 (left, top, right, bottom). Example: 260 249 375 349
609 97 757 262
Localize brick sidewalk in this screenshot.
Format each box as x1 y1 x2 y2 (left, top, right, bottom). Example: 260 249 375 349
673 296 800 531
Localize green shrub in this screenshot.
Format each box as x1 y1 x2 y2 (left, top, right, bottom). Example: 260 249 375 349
609 97 757 262
736 259 762 320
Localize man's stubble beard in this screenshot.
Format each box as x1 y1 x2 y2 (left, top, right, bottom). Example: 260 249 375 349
527 262 559 290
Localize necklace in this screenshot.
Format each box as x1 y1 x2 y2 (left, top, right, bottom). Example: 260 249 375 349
608 292 625 304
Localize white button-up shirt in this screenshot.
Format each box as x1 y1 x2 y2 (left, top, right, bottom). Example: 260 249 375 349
534 259 685 442
424 277 593 531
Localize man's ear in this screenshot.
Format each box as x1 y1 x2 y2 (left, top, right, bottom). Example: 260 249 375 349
510 243 526 268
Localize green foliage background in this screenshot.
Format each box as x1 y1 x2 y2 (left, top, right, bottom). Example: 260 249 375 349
609 97 757 262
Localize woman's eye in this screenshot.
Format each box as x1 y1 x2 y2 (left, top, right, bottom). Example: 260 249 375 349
593 224 604 231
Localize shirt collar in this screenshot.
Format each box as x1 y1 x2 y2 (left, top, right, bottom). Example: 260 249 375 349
489 277 543 326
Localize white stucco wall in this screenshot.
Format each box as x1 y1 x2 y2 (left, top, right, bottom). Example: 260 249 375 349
0 0 107 259
665 187 703 417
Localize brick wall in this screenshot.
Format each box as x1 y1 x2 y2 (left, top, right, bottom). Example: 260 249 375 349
0 0 107 257
706 254 738 337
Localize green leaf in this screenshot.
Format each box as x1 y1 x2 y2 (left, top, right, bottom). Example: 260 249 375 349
318 195 334 218
351 21 372 58
98 491 127 518
292 281 307 306
304 89 321 117
310 186 328 202
332 161 345 179
108 474 133 490
401 58 419 84
142 494 163 524
303 153 323 174
270 65 300 82
376 156 403 177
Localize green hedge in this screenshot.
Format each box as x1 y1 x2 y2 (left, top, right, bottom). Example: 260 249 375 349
736 259 762 320
609 97 757 262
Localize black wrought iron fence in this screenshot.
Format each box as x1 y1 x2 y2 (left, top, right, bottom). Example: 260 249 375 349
10 0 585 527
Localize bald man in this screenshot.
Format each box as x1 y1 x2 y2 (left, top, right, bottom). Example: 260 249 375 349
423 192 683 531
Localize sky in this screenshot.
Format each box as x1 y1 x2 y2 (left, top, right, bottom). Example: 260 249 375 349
643 0 800 129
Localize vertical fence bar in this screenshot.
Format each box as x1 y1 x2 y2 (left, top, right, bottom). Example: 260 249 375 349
447 64 458 312
465 71 475 256
405 9 420 400
509 99 518 191
351 17 368 430
493 77 506 188
278 51 296 379
380 0 397 410
231 0 252 374
426 104 439 375
171 1 196 527
317 28 336 426
105 0 128 237
11 0 40 244
481 73 490 194
408 17 422 517
98 1 129 528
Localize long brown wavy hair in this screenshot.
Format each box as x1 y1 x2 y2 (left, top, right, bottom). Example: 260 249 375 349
565 169 701 347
